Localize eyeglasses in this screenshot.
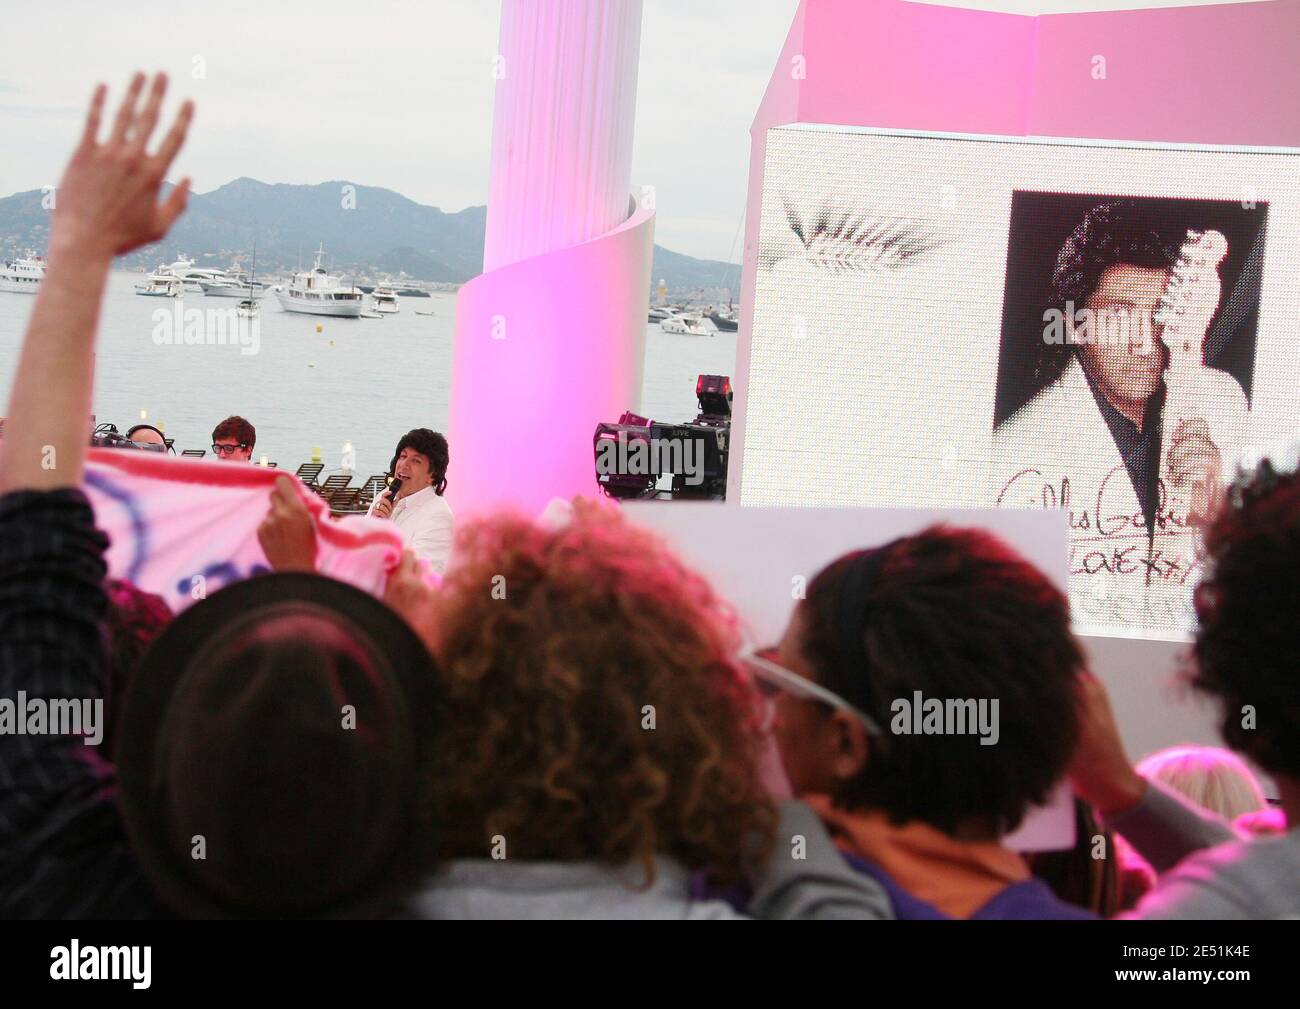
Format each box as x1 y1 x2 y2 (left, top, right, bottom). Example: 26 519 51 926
212 442 248 456
739 647 883 736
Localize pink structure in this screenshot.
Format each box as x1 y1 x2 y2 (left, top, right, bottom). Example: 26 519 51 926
724 0 1299 779
448 205 654 517
448 0 654 518
726 0 1300 501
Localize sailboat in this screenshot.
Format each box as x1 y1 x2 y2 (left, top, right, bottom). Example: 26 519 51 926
237 243 261 318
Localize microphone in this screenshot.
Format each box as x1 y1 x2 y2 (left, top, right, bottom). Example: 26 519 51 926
386 477 403 501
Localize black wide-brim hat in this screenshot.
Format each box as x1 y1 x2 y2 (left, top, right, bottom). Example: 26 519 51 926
115 572 440 919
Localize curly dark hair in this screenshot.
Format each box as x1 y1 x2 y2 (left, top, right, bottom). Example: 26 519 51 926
212 415 256 450
425 500 776 886
799 526 1084 835
390 428 448 496
1029 200 1183 392
1191 467 1300 778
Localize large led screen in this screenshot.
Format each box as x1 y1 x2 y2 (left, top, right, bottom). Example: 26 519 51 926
744 125 1300 638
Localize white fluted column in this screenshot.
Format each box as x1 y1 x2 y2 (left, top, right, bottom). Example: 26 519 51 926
482 0 644 272
446 0 653 520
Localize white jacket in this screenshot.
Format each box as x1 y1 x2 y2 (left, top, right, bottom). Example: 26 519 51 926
367 484 454 573
990 355 1249 632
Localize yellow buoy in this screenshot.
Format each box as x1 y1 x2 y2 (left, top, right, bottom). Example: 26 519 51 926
316 324 323 333
308 362 316 368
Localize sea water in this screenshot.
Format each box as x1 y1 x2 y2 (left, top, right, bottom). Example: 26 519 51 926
0 271 737 481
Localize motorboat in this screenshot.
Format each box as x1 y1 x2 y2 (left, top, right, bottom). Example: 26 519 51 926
371 280 400 314
135 272 185 297
708 306 738 332
660 313 712 336
200 257 266 298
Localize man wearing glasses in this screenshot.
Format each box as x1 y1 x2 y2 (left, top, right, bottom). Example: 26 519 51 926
211 415 256 462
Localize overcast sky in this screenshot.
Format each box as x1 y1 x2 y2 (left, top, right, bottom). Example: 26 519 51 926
1 0 1268 262
0 0 801 263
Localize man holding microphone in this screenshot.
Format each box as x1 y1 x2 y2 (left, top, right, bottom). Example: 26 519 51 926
367 428 455 574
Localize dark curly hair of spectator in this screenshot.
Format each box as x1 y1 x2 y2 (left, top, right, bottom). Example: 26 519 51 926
424 499 776 886
1192 464 1300 779
799 526 1084 835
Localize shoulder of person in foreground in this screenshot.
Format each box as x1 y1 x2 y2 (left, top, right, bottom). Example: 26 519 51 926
1101 778 1298 920
743 800 893 920
0 490 161 917
1104 778 1237 875
1123 828 1300 921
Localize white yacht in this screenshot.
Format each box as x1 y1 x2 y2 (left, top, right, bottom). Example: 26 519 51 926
371 279 400 314
660 312 712 336
142 255 220 292
135 272 185 297
0 252 45 293
200 264 266 299
273 245 363 317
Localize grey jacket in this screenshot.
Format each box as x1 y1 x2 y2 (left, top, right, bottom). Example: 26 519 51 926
407 800 892 920
1107 780 1300 919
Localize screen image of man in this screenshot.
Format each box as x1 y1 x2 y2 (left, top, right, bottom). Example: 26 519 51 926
992 200 1249 629
367 428 454 574
212 415 256 462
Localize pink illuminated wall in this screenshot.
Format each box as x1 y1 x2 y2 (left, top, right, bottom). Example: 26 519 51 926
1032 3 1300 145
727 0 1300 503
448 205 654 519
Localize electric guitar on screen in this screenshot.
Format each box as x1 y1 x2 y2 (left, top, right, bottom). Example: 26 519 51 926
1153 228 1230 534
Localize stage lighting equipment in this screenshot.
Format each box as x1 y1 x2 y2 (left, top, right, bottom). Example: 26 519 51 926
593 375 732 501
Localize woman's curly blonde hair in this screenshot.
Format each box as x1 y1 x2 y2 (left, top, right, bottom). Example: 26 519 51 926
425 499 776 886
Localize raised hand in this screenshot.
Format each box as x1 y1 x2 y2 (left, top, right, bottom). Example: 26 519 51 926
1067 671 1145 816
1167 416 1225 528
51 72 194 261
257 477 319 573
0 72 197 493
382 550 440 655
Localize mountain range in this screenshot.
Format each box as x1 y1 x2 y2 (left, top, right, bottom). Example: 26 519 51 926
0 178 741 294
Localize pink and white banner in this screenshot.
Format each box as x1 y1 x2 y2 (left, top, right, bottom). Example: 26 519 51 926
84 449 405 612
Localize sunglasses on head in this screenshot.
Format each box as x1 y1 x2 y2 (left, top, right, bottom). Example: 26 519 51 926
739 647 883 737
